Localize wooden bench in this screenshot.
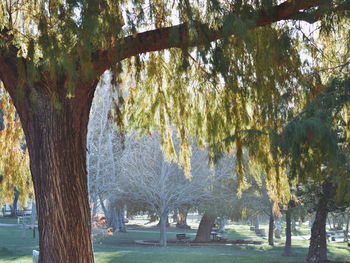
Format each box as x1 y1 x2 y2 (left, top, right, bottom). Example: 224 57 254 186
176 233 191 242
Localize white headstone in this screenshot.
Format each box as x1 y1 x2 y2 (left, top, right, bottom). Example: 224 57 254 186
32 250 39 263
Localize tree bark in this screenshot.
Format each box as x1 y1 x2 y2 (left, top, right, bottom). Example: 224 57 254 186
159 213 168 247
307 181 331 263
12 82 97 263
268 213 274 246
284 208 292 256
194 212 215 243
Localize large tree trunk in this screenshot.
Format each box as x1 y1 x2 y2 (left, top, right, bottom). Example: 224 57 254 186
13 83 97 262
159 213 168 247
307 182 331 263
283 208 292 256
268 213 274 246
194 212 215 243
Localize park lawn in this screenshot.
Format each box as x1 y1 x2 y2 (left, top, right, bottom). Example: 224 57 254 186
0 225 349 263
94 244 305 263
226 225 265 241
292 225 312 236
0 218 18 224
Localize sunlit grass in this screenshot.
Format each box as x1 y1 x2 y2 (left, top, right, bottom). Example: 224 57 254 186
0 221 349 263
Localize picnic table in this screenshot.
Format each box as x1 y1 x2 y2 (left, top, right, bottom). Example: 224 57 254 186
176 233 191 242
210 231 224 241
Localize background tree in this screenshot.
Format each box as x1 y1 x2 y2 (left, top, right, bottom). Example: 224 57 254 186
118 134 224 247
87 71 125 231
279 77 350 262
0 87 31 211
192 151 239 242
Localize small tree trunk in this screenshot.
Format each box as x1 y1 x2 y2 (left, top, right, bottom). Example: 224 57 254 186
194 212 215 243
107 205 119 232
218 218 227 233
159 213 168 247
117 207 126 232
332 214 336 230
91 196 98 219
344 213 349 242
172 209 178 223
327 217 331 229
291 219 296 231
268 213 274 246
284 208 292 256
176 208 190 229
99 196 108 217
11 188 19 216
307 182 331 263
254 215 260 230
31 201 37 229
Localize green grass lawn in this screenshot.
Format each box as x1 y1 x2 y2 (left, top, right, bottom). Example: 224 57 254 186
0 217 18 224
0 223 349 263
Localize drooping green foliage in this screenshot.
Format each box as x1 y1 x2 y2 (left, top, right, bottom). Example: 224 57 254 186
280 77 350 204
123 24 303 198
1 0 350 206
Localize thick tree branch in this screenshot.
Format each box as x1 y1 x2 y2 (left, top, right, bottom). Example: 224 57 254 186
0 29 21 96
93 0 322 73
0 28 34 108
0 53 21 100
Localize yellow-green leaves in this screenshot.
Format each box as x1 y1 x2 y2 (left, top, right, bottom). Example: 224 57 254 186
0 87 31 206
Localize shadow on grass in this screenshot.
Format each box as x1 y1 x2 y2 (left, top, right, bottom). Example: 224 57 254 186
0 247 24 262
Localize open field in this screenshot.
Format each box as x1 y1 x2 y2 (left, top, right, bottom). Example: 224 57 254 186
0 220 349 263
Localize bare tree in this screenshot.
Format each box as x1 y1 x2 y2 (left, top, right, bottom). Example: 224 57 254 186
87 72 124 228
119 134 225 246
